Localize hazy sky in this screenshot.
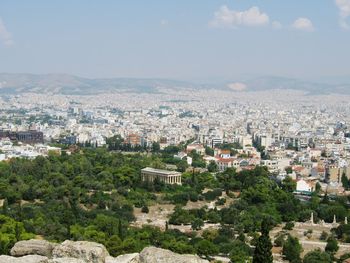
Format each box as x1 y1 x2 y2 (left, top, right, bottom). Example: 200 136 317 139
0 0 350 81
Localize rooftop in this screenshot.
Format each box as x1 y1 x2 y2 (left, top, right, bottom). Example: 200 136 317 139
141 167 181 176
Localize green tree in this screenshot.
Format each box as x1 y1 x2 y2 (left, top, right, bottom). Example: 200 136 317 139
151 142 161 153
282 235 302 263
253 219 273 263
229 240 252 263
176 160 188 172
315 182 321 193
207 161 218 173
195 239 218 259
205 147 214 156
0 215 34 254
191 218 204 231
325 236 339 255
282 176 296 193
341 173 350 190
303 249 332 263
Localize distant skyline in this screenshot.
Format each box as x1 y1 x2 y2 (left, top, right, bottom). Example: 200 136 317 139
1 0 350 82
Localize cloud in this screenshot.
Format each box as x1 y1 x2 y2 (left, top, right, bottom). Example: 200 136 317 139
292 17 314 31
227 82 247 91
272 21 282 29
160 19 169 26
0 17 13 46
209 5 269 28
335 0 350 29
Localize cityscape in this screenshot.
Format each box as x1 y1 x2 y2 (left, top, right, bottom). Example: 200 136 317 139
1 1 350 263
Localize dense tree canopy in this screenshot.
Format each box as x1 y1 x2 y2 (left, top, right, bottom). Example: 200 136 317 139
0 147 349 261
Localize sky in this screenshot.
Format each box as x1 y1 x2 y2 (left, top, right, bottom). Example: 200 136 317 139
0 0 350 82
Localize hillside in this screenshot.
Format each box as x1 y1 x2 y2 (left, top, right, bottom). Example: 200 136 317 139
0 73 196 95
1 73 350 95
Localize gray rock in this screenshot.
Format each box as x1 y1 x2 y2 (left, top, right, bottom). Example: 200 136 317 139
11 239 57 257
52 240 109 263
105 253 139 263
0 255 48 263
48 258 86 263
139 247 209 263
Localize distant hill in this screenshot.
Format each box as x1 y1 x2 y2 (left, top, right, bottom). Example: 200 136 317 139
225 76 350 95
0 73 197 95
0 73 350 95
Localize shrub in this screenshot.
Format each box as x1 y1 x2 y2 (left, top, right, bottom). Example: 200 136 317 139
283 222 294 230
141 205 149 213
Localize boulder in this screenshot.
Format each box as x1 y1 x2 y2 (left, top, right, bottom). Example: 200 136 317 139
48 258 86 263
52 240 109 263
105 253 139 263
139 247 209 263
11 239 57 257
0 255 48 263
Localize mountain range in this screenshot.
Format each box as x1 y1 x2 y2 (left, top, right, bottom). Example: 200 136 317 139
0 73 349 95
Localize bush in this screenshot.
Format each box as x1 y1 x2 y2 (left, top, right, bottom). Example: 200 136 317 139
189 192 199 202
320 231 328 241
274 233 286 247
215 198 226 206
141 205 149 213
203 188 222 201
283 222 294 230
303 249 332 263
191 218 204 230
325 237 338 254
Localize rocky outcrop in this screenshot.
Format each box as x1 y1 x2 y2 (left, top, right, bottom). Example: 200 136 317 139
11 239 57 257
0 255 48 263
105 253 139 263
139 247 209 263
48 258 86 263
3 240 209 263
52 240 109 263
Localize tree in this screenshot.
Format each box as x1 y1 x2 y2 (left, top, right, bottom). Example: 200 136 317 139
303 249 332 263
341 173 350 190
195 239 218 259
151 142 160 153
176 160 188 172
282 235 302 263
0 215 34 254
191 218 204 231
325 236 339 255
229 240 252 263
253 219 273 263
282 176 296 192
118 219 125 240
315 182 321 193
207 161 218 173
321 192 330 204
283 222 294 230
320 231 328 241
205 147 214 156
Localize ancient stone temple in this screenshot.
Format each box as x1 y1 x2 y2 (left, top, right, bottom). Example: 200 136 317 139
141 167 182 185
